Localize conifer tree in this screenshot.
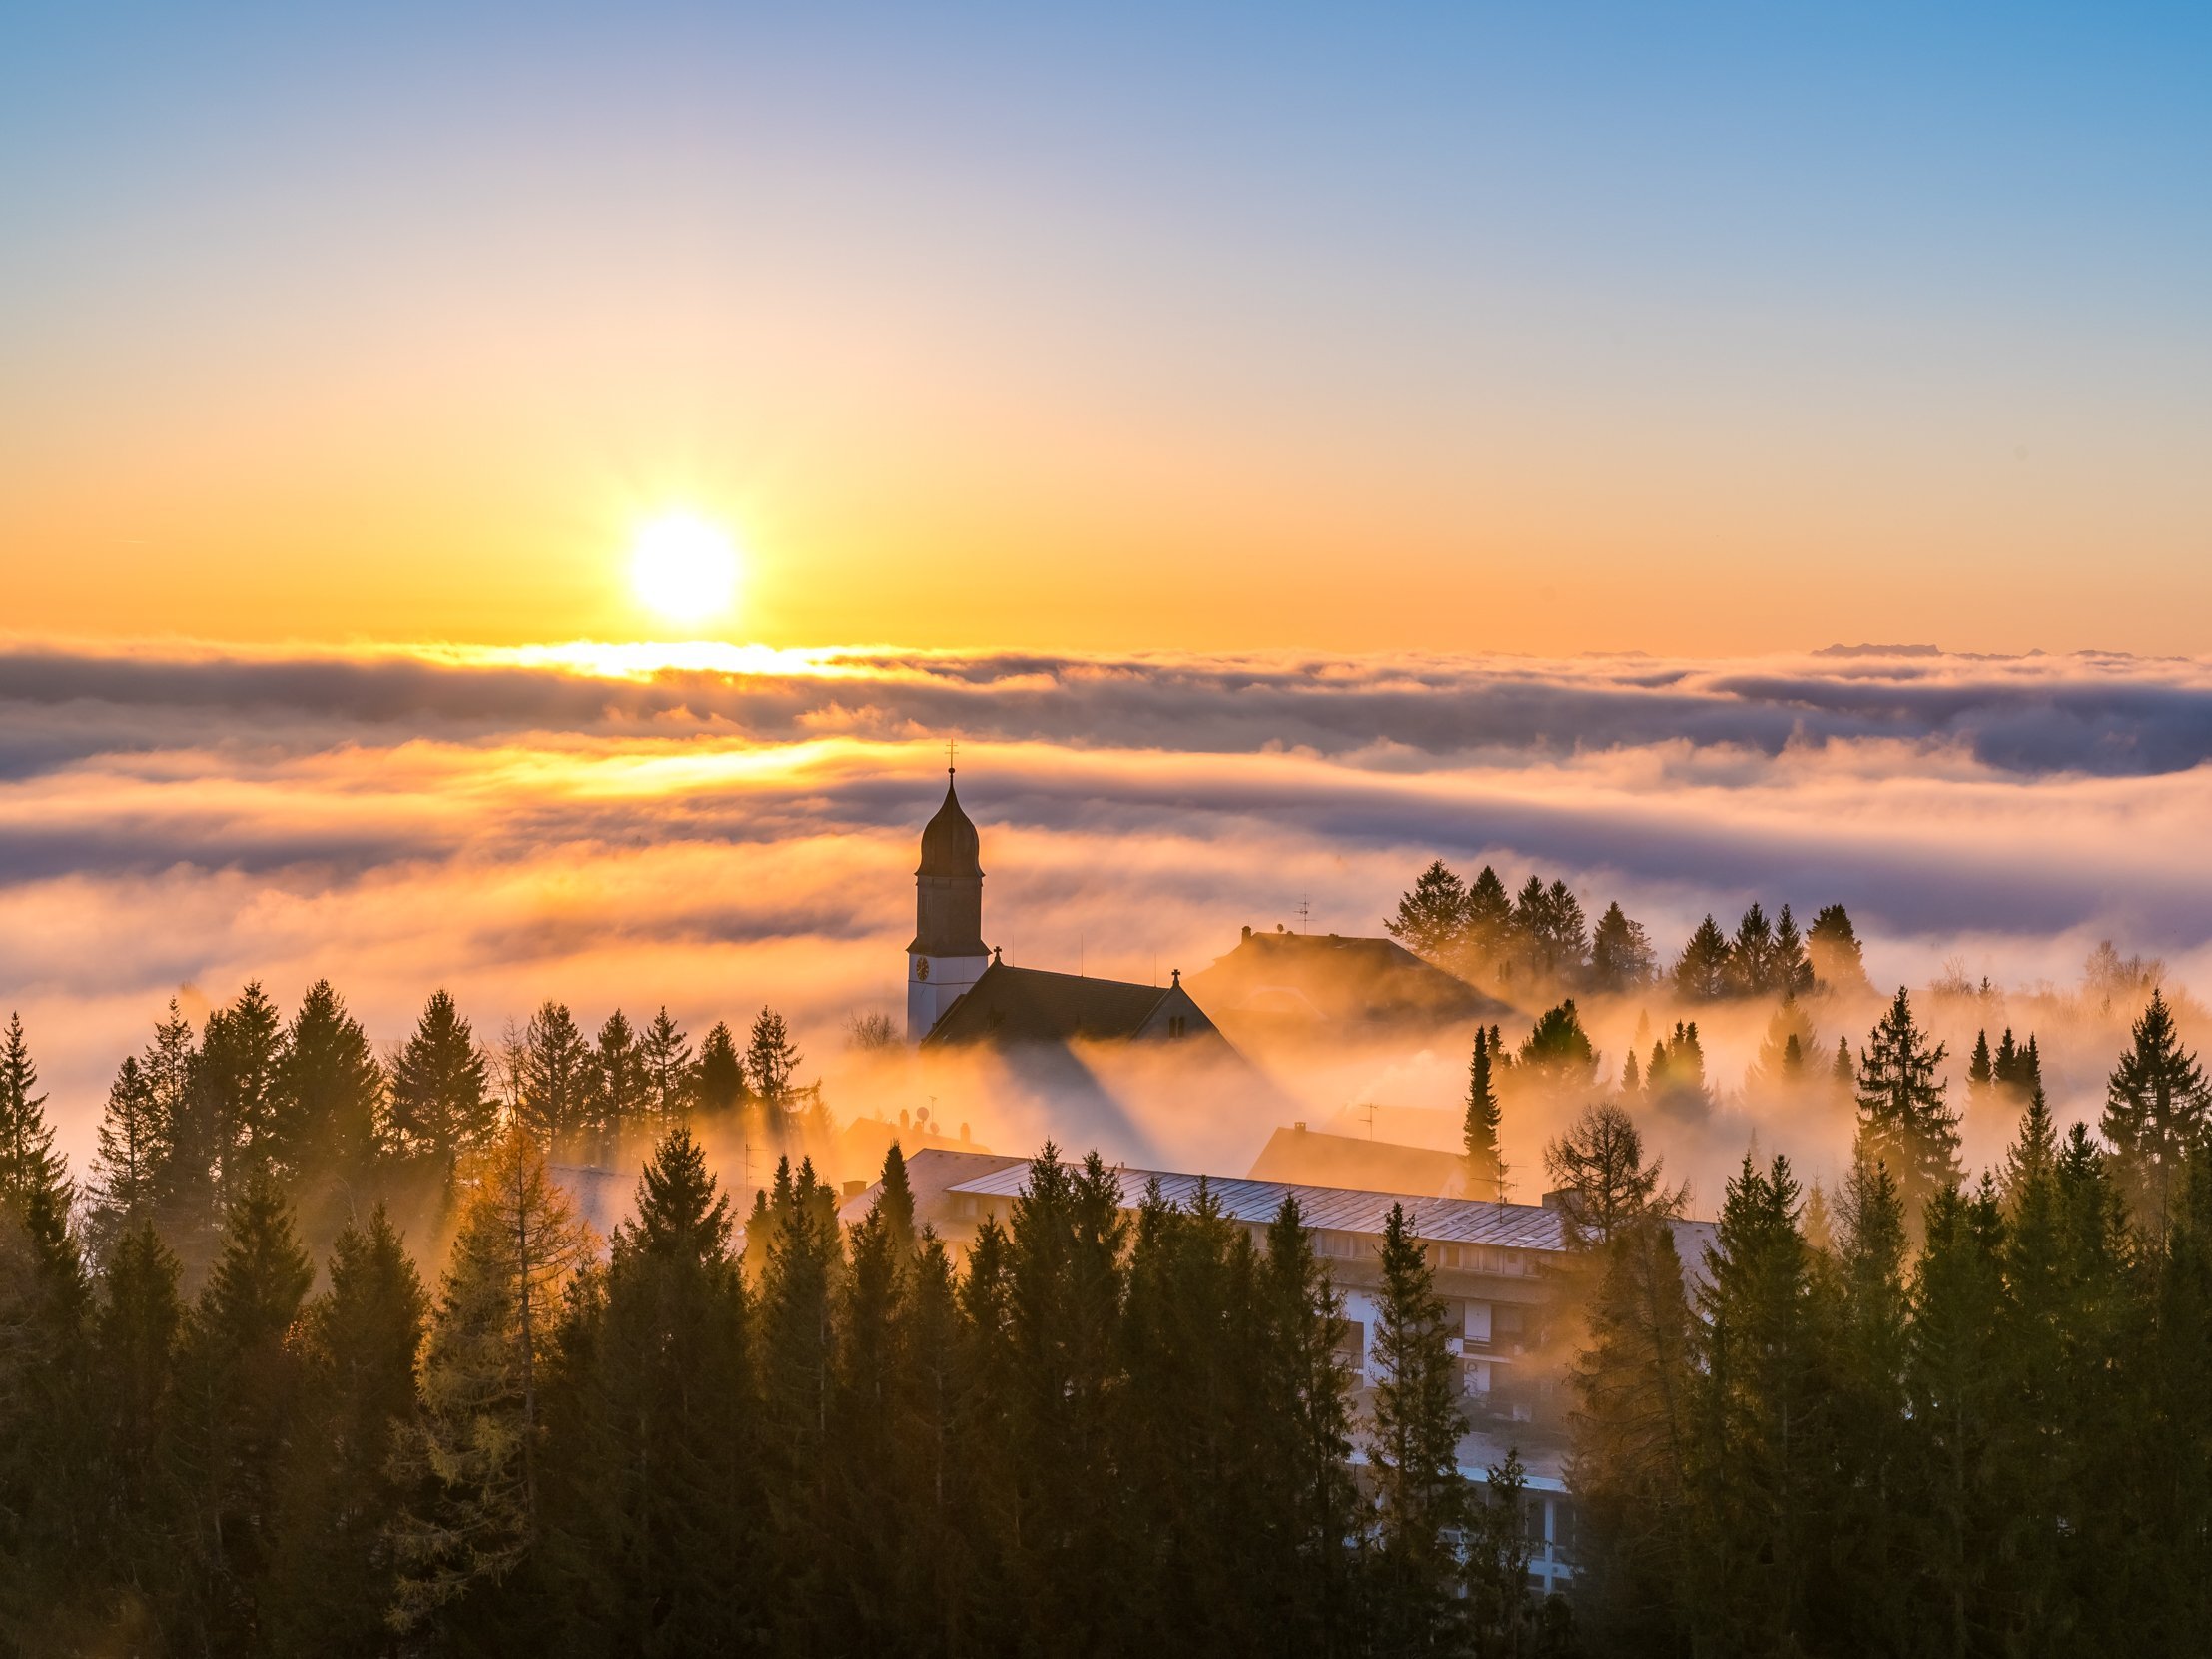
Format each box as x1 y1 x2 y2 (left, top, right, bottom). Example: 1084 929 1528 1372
745 1007 803 1110
2099 989 2211 1235
1464 865 1516 974
638 1006 696 1125
830 1184 911 1651
1967 1029 1995 1107
1672 914 1735 1002
517 1000 592 1153
390 1125 596 1632
87 1055 169 1260
90 1221 184 1593
560 1125 756 1656
1902 1180 2006 1648
1464 1448 1536 1650
1590 899 1658 993
0 1014 66 1213
1694 1154 1830 1653
263 1208 427 1657
1518 999 1599 1091
387 989 496 1179
1826 1150 1913 1650
758 1155 844 1645
271 979 387 1224
1774 903 1814 997
1807 903 1870 992
1730 902 1779 996
1463 1028 1505 1200
1386 860 1471 961
1001 1147 1127 1651
1748 994 1820 1099
1565 1211 1697 1652
1647 1020 1715 1121
1254 1196 1359 1648
194 982 287 1195
585 1009 646 1161
173 1170 316 1646
1366 1202 1465 1652
1854 989 1961 1228
695 1021 746 1116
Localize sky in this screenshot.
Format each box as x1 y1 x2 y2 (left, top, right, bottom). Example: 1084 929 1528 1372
5 7 2212 1192
4 3 2210 654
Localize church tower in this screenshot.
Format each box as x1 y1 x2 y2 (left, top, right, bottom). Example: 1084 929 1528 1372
907 769 989 1042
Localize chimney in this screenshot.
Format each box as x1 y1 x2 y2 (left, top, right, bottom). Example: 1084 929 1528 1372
842 1179 867 1199
1241 924 1252 941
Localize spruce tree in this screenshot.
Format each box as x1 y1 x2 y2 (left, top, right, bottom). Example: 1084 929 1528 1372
89 1221 185 1601
1647 1020 1715 1121
172 1171 316 1647
1590 900 1658 992
1774 904 1814 997
639 1006 696 1125
1255 1196 1359 1649
1967 1029 1995 1107
1464 865 1516 974
387 989 495 1179
1463 1028 1505 1200
695 1021 746 1116
1672 914 1735 1002
2098 988 2211 1234
271 979 387 1229
562 1125 756 1656
1730 902 1779 996
1854 988 1961 1228
1807 903 1869 992
263 1208 428 1657
758 1155 845 1646
744 1007 803 1110
518 1000 592 1153
195 982 287 1195
1748 994 1820 1099
1366 1202 1465 1653
1693 1155 1830 1654
1827 1151 1913 1651
1517 998 1598 1087
1565 1212 1697 1652
1001 1147 1127 1654
1386 860 1471 961
87 1055 169 1260
0 1013 66 1211
585 1009 646 1162
390 1124 596 1633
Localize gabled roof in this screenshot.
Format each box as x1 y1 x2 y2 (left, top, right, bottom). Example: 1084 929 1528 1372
1186 928 1508 1027
923 961 1176 1046
1246 1126 1471 1198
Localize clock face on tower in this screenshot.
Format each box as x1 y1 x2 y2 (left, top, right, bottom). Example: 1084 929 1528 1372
916 957 930 982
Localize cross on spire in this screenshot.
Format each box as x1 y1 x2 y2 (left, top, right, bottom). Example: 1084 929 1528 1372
947 736 958 775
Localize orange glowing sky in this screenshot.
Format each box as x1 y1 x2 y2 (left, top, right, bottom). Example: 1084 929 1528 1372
5 8 2210 656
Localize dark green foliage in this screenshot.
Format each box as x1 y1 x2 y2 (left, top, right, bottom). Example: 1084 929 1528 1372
1672 914 1734 1001
1644 1020 1713 1121
1387 858 1472 960
1589 899 1657 992
272 979 387 1238
694 1019 746 1115
1518 998 1598 1084
1544 1102 1684 1249
1855 988 1961 1227
744 1005 804 1108
1464 1027 1506 1199
1366 1202 1467 1652
387 988 496 1178
2099 988 2211 1234
519 999 592 1151
638 1005 696 1124
1515 877 1592 984
585 1008 646 1160
1807 903 1868 991
195 981 288 1196
1728 901 1779 996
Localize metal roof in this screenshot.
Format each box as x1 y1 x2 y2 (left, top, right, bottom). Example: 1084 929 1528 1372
943 1159 1572 1251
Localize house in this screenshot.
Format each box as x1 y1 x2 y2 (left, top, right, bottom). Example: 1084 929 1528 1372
1184 925 1508 1044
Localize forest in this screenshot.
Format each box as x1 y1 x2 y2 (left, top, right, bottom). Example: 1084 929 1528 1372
2 882 2212 1653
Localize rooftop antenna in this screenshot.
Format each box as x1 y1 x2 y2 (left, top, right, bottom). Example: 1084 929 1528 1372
1296 895 1311 933
1354 1099 1377 1140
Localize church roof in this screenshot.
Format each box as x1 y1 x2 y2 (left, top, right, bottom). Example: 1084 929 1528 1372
917 771 983 878
923 962 1178 1046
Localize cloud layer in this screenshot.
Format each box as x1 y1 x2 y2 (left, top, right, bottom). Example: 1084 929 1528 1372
5 638 2209 1182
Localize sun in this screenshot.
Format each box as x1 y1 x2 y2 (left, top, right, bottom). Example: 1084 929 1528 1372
628 512 741 626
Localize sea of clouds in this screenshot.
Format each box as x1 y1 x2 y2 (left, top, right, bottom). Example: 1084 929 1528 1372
4 638 2210 1190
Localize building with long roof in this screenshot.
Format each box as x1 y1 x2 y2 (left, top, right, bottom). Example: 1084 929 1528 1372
841 1144 1718 1598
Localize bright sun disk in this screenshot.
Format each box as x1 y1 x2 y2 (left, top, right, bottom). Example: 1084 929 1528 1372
629 512 740 625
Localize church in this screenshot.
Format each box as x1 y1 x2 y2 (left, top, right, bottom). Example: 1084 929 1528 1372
905 768 1227 1053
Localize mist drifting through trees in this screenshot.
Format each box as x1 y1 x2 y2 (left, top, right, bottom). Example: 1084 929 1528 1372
0 854 2209 1654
